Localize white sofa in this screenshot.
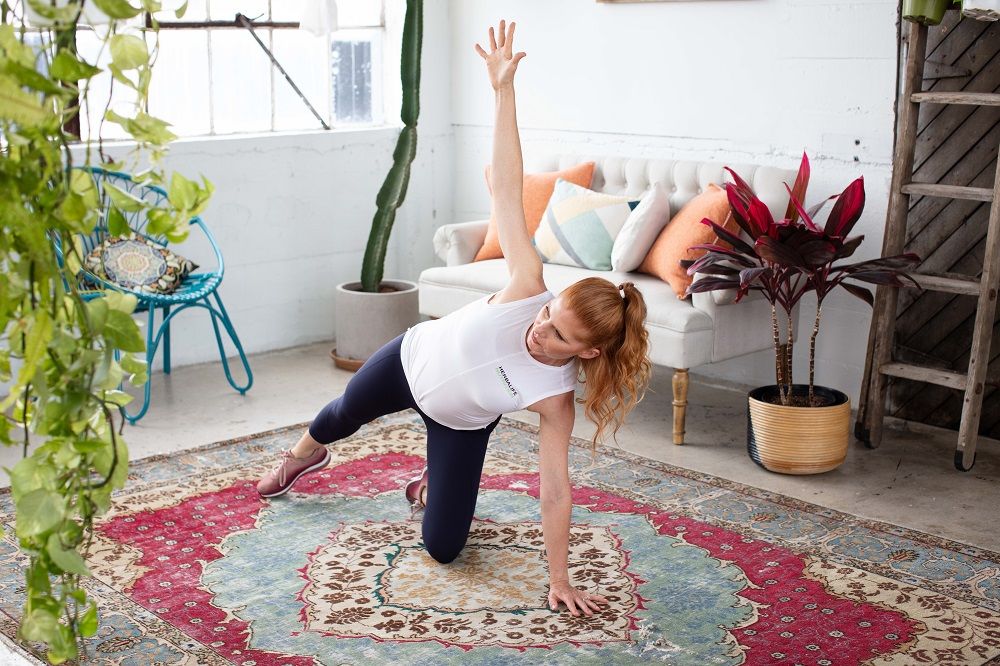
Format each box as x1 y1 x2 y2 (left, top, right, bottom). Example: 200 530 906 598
418 155 796 444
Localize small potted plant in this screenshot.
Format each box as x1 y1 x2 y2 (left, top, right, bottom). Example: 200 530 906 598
902 0 955 25
685 154 920 474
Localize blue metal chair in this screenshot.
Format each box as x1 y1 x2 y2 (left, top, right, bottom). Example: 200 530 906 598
65 167 253 423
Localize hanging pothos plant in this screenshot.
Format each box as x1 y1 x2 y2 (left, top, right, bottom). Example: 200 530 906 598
0 0 211 662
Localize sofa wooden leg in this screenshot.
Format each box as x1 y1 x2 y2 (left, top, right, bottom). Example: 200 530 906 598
672 368 689 445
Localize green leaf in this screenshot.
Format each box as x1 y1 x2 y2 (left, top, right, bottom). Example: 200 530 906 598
64 236 85 277
69 170 100 209
79 603 98 637
0 74 49 127
90 484 113 514
110 437 129 490
7 457 57 501
107 206 129 237
58 191 88 227
129 111 176 145
146 208 176 237
6 62 66 96
15 489 65 538
104 291 138 314
92 0 143 19
110 35 149 71
23 0 80 24
101 390 132 407
175 0 188 18
2 311 55 412
50 51 102 82
103 310 145 353
71 438 108 454
45 534 90 576
103 182 146 213
168 172 196 210
98 358 125 391
85 298 109 334
120 353 148 385
106 65 138 91
47 623 77 664
19 607 60 644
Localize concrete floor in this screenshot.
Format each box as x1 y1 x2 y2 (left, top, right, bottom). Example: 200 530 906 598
2 341 999 663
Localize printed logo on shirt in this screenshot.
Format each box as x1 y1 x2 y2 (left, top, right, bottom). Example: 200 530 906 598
495 365 519 398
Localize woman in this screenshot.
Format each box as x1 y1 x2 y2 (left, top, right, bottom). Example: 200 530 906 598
257 19 651 618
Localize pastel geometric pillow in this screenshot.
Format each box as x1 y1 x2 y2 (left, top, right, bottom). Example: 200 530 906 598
532 179 639 271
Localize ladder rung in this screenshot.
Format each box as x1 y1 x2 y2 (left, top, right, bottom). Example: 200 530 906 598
901 183 994 202
880 362 967 391
909 271 981 295
911 91 1000 106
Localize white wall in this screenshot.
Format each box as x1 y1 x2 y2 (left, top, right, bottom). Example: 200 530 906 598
68 0 453 373
446 0 901 403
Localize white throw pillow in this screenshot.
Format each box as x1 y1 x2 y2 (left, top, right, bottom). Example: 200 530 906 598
611 183 672 272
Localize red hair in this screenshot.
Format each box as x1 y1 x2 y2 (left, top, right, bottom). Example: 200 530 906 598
561 278 652 448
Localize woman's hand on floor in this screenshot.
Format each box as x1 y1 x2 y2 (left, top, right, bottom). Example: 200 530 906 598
548 580 609 617
474 19 526 91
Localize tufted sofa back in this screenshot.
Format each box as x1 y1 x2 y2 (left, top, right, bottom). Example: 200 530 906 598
527 155 798 224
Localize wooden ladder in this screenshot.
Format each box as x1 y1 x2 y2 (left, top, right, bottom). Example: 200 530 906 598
855 18 1000 471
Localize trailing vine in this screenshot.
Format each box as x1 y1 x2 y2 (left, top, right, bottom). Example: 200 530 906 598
1 0 211 661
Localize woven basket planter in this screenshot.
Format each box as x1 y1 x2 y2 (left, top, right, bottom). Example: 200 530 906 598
746 385 851 475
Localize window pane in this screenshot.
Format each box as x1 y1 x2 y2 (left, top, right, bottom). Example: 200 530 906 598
272 30 330 131
330 37 372 124
335 0 383 27
271 0 383 28
208 0 269 22
148 30 211 137
153 0 208 22
210 29 272 133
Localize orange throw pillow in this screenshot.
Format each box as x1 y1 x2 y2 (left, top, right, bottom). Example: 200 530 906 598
474 162 596 262
638 183 738 299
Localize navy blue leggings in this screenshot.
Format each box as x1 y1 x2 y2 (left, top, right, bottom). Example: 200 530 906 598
309 333 501 564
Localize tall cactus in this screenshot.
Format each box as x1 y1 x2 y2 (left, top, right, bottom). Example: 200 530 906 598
360 0 423 292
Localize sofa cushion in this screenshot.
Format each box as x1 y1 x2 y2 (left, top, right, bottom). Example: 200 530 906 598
474 162 596 262
611 182 672 272
637 183 737 299
418 260 714 335
84 234 198 294
533 179 638 270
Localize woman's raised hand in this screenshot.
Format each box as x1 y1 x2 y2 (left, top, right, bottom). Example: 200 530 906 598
474 19 526 90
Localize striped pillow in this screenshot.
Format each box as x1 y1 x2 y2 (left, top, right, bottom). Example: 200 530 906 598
533 179 639 270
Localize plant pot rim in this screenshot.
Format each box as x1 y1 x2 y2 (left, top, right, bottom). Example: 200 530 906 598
748 384 849 409
337 279 418 294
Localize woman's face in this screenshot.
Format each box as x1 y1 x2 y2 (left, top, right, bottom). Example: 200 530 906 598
526 298 600 360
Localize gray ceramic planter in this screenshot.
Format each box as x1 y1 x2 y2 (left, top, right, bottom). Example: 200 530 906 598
333 280 419 370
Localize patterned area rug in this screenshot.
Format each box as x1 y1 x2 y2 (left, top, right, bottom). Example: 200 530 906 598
1 412 1000 665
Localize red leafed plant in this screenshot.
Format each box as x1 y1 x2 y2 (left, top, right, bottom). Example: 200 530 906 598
683 153 920 407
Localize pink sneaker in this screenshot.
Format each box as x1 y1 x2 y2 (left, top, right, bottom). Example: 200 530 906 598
405 466 428 517
256 447 331 498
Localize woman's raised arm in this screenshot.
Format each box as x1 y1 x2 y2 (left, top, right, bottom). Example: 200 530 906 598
475 20 543 286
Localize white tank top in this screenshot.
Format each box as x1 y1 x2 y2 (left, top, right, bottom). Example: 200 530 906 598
400 290 579 430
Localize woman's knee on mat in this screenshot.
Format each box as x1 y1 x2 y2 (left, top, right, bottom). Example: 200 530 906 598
423 526 468 564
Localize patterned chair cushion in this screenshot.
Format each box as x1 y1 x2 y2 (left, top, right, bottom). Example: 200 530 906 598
532 179 639 271
84 234 198 294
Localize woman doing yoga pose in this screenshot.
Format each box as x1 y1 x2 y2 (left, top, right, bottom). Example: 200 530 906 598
257 19 651 618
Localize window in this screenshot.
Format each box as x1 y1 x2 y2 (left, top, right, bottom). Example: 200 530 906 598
74 0 384 140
